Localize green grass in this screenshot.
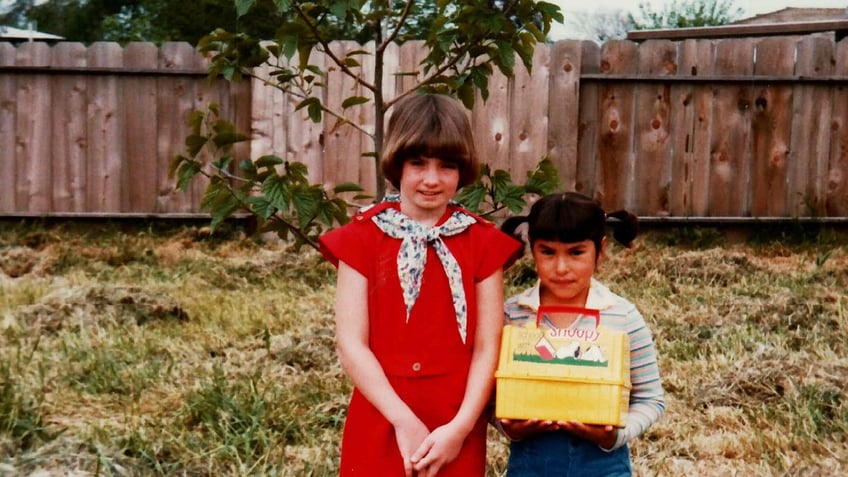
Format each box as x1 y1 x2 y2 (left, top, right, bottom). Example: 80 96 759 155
1 220 847 475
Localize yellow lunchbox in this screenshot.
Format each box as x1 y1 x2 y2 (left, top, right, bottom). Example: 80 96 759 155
495 306 631 427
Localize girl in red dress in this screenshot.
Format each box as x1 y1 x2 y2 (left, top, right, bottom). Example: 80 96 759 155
320 93 522 476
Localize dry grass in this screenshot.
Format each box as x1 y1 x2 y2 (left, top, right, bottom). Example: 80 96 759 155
1 220 846 476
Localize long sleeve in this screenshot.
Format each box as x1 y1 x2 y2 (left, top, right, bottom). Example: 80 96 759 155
607 301 665 450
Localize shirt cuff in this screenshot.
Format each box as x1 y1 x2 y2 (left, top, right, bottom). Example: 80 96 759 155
601 428 627 452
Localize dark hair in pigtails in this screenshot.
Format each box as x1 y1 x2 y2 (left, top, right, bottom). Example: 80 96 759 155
500 215 529 259
606 210 639 248
502 192 639 258
501 215 528 238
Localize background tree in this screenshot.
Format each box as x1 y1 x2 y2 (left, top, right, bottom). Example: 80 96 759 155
566 9 632 43
628 0 743 30
172 0 564 250
0 0 283 44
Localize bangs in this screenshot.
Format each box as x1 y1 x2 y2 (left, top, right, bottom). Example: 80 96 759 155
530 198 603 244
396 119 470 164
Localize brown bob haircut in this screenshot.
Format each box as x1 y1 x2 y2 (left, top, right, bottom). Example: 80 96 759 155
380 93 479 190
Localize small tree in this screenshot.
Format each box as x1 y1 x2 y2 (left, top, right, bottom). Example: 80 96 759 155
171 0 564 250
629 0 743 30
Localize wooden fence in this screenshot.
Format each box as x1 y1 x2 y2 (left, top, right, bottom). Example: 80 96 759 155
2 36 848 220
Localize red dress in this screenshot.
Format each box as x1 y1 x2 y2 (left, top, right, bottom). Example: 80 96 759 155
320 202 521 476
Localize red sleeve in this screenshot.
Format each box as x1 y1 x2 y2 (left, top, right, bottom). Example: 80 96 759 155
318 217 372 277
473 224 524 282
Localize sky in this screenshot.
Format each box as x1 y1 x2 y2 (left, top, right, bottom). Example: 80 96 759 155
547 0 848 39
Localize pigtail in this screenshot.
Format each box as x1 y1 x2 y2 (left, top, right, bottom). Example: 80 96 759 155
501 215 529 260
606 210 639 247
501 215 529 239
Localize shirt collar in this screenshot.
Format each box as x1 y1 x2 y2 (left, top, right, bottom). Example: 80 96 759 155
515 278 617 312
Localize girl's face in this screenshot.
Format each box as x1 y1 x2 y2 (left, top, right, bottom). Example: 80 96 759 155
532 237 604 307
399 156 460 225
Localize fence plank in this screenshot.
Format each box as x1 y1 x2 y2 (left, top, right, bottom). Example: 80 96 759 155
249 64 280 160
286 48 325 185
597 40 638 211
86 42 126 212
670 39 715 216
509 45 550 179
708 38 755 216
156 42 200 213
186 46 218 211
472 63 511 176
396 41 426 99
0 43 17 213
323 41 366 192
634 40 676 216
123 42 160 213
788 36 834 216
358 41 377 193
575 41 600 198
15 42 52 213
827 39 848 216
50 43 88 213
548 40 582 191
750 37 796 217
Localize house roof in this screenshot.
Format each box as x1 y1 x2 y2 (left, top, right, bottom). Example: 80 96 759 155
730 7 847 25
627 7 848 42
0 25 65 41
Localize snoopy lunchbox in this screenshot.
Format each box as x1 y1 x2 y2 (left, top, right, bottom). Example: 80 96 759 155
494 305 631 427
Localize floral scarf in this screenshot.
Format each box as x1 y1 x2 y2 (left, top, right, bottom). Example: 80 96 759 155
372 205 476 343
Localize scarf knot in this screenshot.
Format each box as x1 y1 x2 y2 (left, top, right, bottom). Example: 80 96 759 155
372 206 476 343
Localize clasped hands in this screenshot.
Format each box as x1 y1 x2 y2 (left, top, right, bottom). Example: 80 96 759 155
395 419 465 477
498 418 618 450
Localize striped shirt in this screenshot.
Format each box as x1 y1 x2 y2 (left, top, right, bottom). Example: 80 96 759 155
503 278 666 450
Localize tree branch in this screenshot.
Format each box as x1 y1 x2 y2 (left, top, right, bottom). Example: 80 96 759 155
245 68 375 142
292 3 377 93
376 0 414 54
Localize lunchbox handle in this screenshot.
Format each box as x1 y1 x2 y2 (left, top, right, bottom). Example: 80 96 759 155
536 305 600 329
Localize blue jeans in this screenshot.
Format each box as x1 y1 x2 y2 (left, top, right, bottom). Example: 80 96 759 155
506 431 632 477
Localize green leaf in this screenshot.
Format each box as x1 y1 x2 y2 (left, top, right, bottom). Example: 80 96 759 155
255 155 285 169
201 178 243 231
500 186 527 214
524 157 562 195
330 197 351 224
239 159 257 175
341 96 370 109
490 169 514 203
187 109 205 132
176 160 202 192
304 64 324 77
212 131 250 149
333 182 364 193
235 0 255 18
212 156 234 173
185 134 207 158
292 186 323 224
329 1 348 19
295 96 320 112
457 82 476 109
454 182 488 213
273 0 292 11
245 196 276 219
307 101 323 123
262 175 292 212
286 162 310 182
169 154 187 179
209 194 241 231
